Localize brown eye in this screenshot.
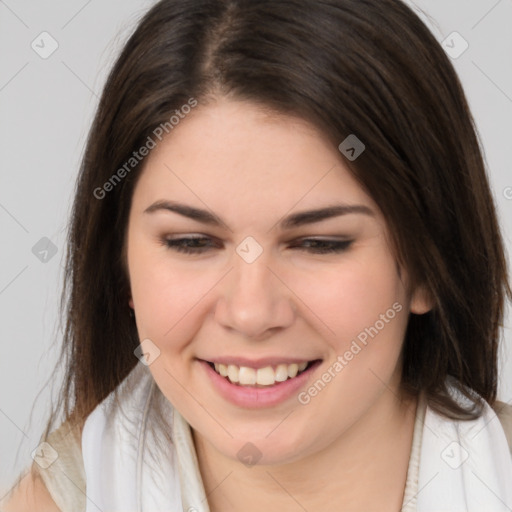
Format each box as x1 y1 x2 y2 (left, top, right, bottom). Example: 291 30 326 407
162 236 220 254
290 239 353 254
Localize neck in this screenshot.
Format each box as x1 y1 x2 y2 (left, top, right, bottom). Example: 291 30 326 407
193 387 419 512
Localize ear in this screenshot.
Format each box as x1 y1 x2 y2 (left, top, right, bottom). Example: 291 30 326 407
129 298 134 309
410 285 434 315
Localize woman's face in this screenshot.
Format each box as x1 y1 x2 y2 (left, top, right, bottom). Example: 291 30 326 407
126 97 429 465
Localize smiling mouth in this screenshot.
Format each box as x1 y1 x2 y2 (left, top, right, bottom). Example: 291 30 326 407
205 360 321 387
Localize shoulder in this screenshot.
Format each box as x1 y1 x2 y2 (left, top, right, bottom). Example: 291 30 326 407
1 469 61 512
1 419 86 512
492 400 512 455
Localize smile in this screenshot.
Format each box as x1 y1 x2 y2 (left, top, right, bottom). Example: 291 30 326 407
203 361 315 387
200 358 322 408
206 361 317 387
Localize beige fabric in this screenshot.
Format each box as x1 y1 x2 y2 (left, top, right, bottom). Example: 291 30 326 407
494 400 512 457
31 396 512 512
401 392 427 512
32 420 86 512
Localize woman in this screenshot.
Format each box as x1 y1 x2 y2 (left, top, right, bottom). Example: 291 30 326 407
3 0 512 511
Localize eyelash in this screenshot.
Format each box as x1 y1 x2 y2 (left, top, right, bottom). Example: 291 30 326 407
161 236 353 255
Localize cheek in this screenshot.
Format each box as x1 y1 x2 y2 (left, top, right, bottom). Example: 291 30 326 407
128 245 211 346
128 250 213 404
288 250 408 350
290 257 409 439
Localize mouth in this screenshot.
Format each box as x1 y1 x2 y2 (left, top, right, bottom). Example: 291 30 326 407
204 360 321 388
199 357 323 408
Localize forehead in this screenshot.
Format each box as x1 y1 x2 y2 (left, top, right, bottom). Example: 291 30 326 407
131 98 377 221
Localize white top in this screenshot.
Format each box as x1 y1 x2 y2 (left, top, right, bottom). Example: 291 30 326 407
26 363 512 511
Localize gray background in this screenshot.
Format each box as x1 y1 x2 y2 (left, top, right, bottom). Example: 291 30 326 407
1 0 511 496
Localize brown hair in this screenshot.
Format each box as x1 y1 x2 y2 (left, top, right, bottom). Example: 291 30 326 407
41 0 510 440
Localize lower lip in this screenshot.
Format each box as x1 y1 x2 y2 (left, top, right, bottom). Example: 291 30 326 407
199 359 321 409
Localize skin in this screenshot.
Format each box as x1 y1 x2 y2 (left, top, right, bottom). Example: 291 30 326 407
1 472 61 512
126 97 432 512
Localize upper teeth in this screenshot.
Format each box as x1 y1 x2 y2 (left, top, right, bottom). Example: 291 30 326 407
213 362 308 386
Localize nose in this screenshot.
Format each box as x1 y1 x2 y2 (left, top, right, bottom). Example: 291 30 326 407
214 248 296 340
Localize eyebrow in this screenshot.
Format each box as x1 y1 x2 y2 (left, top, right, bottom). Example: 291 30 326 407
143 200 374 230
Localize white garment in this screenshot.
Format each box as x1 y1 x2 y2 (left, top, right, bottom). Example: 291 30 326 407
417 383 512 512
81 363 512 512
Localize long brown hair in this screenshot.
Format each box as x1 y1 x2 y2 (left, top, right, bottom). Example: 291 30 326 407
42 0 510 440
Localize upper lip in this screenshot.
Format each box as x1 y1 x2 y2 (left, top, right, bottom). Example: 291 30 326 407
199 356 320 369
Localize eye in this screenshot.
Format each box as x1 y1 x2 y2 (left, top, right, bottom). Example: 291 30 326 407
161 236 353 255
162 236 219 254
290 238 353 254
